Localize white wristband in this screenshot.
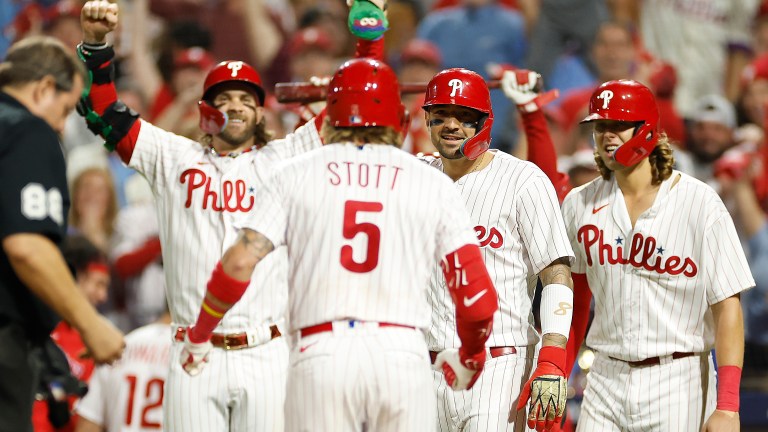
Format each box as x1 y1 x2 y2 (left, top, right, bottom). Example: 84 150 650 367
540 283 573 339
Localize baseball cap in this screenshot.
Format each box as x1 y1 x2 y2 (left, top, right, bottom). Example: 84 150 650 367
174 47 216 72
289 27 333 56
690 94 736 129
400 39 442 68
43 0 80 27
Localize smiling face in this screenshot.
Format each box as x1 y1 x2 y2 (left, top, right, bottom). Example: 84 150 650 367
592 120 638 171
210 83 265 148
426 104 483 159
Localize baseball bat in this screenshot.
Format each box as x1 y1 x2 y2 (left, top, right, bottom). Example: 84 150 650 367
274 80 502 104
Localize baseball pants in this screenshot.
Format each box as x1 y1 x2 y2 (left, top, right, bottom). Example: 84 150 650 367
576 352 716 431
286 323 434 432
432 345 536 432
164 336 289 432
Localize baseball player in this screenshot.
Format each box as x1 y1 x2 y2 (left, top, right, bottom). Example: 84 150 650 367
74 310 172 432
420 67 575 432
180 58 499 432
562 79 754 431
78 2 331 431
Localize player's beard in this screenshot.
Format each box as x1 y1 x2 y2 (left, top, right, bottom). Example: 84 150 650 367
436 139 466 160
219 115 258 147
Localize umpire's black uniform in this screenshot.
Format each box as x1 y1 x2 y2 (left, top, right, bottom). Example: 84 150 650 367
0 91 69 432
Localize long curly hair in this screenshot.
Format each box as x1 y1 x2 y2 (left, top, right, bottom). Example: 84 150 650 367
595 133 675 185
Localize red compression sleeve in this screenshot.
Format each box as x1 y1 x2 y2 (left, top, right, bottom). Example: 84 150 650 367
441 244 498 354
716 365 741 411
113 237 161 279
355 37 385 61
189 262 250 342
521 110 571 202
565 273 591 376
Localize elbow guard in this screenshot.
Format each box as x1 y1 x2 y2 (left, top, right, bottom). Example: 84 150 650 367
77 100 139 151
441 244 498 322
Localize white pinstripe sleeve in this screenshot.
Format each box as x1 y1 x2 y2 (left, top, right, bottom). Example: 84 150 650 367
516 171 574 274
268 120 322 159
128 120 199 190
702 209 755 305
561 187 588 274
74 365 108 426
236 170 289 248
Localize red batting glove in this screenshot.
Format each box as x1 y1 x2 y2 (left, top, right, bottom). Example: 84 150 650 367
514 346 568 431
434 347 486 391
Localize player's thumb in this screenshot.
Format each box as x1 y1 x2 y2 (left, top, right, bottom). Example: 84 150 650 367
515 380 532 411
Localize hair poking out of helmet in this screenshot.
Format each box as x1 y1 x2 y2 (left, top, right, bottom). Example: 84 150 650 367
422 68 493 160
581 79 660 167
325 58 407 138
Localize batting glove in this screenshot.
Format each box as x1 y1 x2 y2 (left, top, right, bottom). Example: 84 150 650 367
434 347 486 391
514 346 568 431
180 328 212 377
500 69 559 114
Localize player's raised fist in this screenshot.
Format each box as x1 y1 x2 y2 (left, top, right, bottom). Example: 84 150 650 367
81 1 119 45
434 348 486 391
180 329 213 376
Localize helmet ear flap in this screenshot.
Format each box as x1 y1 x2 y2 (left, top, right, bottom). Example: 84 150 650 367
613 121 658 166
198 100 229 135
399 107 410 142
459 112 493 160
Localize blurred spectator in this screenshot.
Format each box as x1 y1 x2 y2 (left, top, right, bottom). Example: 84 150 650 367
715 147 768 378
383 0 424 68
111 177 164 330
68 168 118 254
417 0 528 153
288 27 336 82
675 94 738 187
629 0 759 116
398 39 443 155
32 235 110 432
41 0 82 50
525 0 608 92
739 53 768 130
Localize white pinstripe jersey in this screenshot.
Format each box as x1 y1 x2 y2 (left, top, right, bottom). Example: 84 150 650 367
237 144 479 332
75 323 171 431
422 150 574 350
129 121 321 331
561 170 755 361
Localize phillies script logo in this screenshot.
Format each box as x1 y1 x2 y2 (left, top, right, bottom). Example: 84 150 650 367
180 168 254 212
577 224 697 276
475 226 503 248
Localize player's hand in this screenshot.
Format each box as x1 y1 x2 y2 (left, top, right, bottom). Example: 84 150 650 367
500 69 559 114
702 409 739 432
434 348 486 391
81 1 119 45
180 328 213 376
79 315 125 365
513 346 567 431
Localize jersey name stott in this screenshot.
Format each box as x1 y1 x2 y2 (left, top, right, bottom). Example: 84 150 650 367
577 224 698 277
180 168 255 212
327 161 404 190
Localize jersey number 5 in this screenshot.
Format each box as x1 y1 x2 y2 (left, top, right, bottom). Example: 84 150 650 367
341 200 383 273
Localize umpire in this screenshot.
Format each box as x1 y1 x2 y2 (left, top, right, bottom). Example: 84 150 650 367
0 36 124 432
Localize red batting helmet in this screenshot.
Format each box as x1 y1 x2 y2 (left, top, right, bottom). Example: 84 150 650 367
422 68 493 160
580 79 660 167
202 60 265 105
326 58 406 131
